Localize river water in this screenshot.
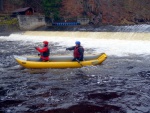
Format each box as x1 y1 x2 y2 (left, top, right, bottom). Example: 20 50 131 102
0 25 150 113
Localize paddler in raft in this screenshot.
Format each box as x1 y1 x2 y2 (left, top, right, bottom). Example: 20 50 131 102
66 41 84 62
35 41 50 61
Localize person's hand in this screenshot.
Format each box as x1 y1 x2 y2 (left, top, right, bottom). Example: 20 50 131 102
76 59 80 63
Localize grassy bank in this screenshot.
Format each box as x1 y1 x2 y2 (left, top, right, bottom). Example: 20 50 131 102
0 15 20 33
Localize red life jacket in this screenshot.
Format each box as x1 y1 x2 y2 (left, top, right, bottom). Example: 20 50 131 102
36 46 50 61
41 47 49 61
74 46 83 58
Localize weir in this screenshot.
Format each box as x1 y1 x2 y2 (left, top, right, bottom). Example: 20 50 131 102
23 31 150 41
1 25 150 56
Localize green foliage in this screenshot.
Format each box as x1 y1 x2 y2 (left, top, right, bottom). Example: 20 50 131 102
0 16 18 25
0 16 19 31
42 0 62 20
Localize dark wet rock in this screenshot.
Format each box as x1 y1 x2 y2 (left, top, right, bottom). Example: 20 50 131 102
127 66 134 70
0 87 8 96
87 92 123 100
138 71 150 79
39 103 126 113
0 100 24 108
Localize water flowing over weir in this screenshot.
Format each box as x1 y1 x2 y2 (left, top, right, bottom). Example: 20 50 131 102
4 31 150 56
24 31 150 40
0 27 150 113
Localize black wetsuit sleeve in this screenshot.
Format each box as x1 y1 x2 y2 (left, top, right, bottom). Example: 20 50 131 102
66 46 75 50
78 47 84 61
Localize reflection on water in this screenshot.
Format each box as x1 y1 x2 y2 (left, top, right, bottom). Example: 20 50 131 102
0 33 150 113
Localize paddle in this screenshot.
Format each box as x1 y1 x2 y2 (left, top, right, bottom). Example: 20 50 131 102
76 59 83 67
66 49 83 67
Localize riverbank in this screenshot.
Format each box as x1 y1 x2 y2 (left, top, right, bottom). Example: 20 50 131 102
0 25 21 36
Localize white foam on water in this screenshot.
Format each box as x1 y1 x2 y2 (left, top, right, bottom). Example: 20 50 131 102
0 32 150 57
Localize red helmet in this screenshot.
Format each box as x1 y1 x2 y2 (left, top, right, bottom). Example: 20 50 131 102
43 41 48 45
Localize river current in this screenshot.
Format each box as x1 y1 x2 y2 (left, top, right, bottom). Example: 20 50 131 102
0 25 150 113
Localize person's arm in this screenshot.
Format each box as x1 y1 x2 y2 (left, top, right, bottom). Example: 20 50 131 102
66 46 75 50
36 47 47 53
78 47 84 61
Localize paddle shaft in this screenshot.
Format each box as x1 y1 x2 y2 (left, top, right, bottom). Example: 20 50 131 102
66 50 83 67
76 60 83 67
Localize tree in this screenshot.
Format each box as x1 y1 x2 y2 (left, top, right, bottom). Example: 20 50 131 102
9 0 24 6
42 0 62 20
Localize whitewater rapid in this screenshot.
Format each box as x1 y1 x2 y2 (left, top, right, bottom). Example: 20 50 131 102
0 31 150 57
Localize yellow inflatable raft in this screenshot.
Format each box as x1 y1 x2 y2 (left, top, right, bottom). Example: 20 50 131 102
14 53 107 69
